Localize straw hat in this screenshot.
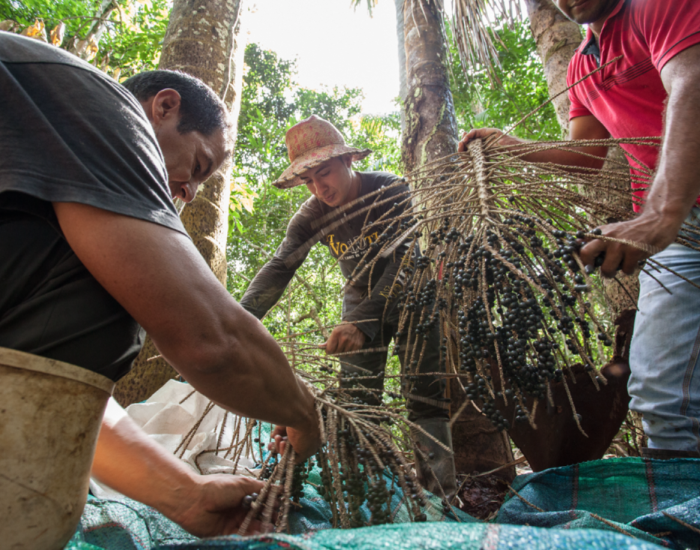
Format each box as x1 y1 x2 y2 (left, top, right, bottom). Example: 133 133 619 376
272 115 372 189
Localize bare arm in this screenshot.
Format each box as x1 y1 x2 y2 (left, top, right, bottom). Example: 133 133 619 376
458 115 610 170
580 44 700 275
93 398 264 536
53 202 319 457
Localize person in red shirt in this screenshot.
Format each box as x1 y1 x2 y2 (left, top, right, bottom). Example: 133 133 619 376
460 0 700 458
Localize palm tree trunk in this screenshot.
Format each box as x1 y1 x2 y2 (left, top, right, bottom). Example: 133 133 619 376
402 0 514 481
402 0 458 173
160 0 245 285
524 0 582 133
114 0 246 406
395 0 408 131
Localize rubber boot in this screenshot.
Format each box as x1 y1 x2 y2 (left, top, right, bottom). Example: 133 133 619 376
411 417 457 501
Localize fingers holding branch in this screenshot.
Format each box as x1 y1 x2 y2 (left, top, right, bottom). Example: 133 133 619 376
322 323 366 355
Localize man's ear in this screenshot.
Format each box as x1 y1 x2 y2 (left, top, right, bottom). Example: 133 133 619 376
150 88 182 126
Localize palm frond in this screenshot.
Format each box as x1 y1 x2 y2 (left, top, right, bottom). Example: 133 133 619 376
449 0 522 83
349 0 380 16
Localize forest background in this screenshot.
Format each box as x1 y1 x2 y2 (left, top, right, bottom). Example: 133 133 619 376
0 0 574 400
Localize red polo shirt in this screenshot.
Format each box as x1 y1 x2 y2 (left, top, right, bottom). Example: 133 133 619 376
567 0 700 212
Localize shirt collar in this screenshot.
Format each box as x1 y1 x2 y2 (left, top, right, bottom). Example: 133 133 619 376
581 35 601 66
608 0 626 20
581 0 626 66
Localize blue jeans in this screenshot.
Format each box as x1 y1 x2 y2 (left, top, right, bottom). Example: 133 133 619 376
628 207 700 451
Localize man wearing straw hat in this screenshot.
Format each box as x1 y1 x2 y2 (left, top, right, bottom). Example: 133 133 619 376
460 0 700 459
241 115 457 498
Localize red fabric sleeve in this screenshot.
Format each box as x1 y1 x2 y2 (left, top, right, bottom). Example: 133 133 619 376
632 0 700 70
567 57 592 120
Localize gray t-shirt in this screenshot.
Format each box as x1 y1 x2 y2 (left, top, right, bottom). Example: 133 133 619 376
0 32 185 235
240 172 415 341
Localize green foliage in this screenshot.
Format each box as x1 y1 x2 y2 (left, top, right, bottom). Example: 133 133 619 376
449 21 563 141
0 0 169 78
99 0 170 76
1 0 101 35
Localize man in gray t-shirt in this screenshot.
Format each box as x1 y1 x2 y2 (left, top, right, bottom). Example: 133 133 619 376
0 32 319 536
241 115 457 498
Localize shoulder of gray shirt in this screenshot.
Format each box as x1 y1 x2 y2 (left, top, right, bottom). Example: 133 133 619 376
0 32 146 125
1 31 105 74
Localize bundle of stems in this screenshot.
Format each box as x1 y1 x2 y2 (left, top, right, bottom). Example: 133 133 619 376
235 381 443 534
326 135 700 436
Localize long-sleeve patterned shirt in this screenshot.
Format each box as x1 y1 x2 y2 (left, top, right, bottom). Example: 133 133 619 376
240 171 416 341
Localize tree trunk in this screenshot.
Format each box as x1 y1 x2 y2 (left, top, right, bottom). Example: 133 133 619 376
524 0 582 134
394 0 408 132
524 0 639 318
401 0 513 479
114 0 246 407
450 380 515 480
402 0 458 173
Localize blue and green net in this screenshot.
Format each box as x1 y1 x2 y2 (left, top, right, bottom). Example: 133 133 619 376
66 457 700 550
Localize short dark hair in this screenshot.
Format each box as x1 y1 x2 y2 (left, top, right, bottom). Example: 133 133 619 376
123 70 229 136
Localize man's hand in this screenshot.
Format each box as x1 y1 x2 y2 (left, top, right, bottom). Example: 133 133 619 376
457 119 609 170
268 421 321 462
457 128 524 152
173 474 266 537
580 210 684 277
265 376 321 462
93 399 269 538
321 323 366 355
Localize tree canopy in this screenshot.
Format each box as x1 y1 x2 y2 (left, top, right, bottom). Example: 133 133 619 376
450 21 561 141
1 0 170 77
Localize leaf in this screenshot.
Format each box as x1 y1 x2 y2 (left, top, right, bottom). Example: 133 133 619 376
50 22 65 47
85 34 99 61
21 19 47 43
0 20 19 33
239 194 256 213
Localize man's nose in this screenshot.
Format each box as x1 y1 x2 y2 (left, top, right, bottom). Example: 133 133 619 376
180 181 197 203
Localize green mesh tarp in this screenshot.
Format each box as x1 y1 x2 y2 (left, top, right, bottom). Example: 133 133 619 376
66 458 700 550
67 465 470 549
497 457 700 549
158 524 665 549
